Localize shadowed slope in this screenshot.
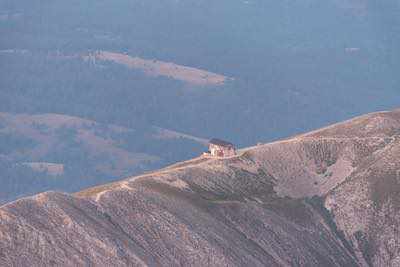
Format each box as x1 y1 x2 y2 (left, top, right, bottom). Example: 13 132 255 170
0 181 357 266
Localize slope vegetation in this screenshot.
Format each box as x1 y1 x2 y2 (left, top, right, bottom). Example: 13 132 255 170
1 109 400 266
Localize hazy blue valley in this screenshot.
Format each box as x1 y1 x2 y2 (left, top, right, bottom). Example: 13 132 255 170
1 0 399 202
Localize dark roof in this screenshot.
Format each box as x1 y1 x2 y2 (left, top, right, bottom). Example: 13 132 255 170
209 138 234 147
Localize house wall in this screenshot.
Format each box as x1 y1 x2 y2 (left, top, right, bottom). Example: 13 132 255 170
209 144 236 157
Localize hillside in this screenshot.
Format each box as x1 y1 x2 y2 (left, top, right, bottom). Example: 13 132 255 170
0 112 206 204
87 51 230 86
1 109 400 266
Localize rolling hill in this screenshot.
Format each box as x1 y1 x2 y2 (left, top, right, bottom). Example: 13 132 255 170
0 112 206 204
1 109 400 266
87 51 231 86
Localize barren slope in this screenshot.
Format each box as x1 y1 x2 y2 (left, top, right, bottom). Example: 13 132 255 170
1 109 400 266
243 108 400 265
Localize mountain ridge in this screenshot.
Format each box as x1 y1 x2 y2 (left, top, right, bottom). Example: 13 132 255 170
0 112 207 204
1 109 400 266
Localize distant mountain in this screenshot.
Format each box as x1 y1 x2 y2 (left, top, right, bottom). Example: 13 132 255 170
1 109 400 266
87 51 231 86
0 112 206 204
1 0 399 147
0 0 399 262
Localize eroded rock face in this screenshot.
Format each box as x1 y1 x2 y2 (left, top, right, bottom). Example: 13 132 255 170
325 138 400 266
1 109 400 266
